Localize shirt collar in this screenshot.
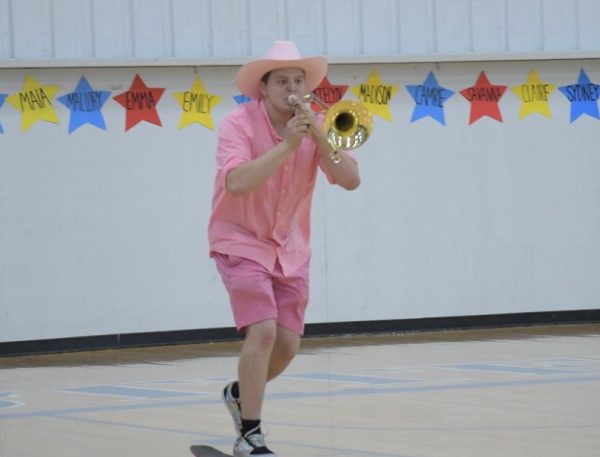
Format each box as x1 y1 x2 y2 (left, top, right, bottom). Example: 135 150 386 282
258 98 283 141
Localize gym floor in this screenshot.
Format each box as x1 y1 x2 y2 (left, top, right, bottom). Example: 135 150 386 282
1 324 599 457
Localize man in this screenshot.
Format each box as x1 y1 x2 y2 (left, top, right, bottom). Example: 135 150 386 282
208 40 360 457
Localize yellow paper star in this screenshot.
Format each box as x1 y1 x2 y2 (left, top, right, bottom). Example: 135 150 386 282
511 69 556 119
350 68 398 122
173 77 222 130
7 74 60 132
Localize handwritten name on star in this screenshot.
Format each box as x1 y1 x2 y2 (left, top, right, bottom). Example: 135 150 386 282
358 84 393 105
412 86 448 107
125 91 158 110
461 86 504 102
351 69 398 121
182 92 216 113
520 83 552 103
67 91 104 112
561 83 600 102
19 88 53 111
314 86 345 104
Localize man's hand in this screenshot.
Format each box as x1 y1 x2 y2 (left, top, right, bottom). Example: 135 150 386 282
284 95 318 149
283 112 312 150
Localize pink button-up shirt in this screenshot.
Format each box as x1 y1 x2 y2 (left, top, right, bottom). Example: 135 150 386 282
208 99 335 276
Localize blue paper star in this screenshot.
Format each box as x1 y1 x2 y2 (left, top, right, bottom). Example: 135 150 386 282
559 68 600 123
233 94 252 105
58 76 111 133
0 93 7 134
406 71 455 125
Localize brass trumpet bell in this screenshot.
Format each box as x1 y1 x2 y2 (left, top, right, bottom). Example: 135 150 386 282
296 93 373 163
323 100 373 150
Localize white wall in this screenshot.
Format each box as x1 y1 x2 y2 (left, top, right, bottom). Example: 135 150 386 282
1 0 599 343
1 59 599 343
1 0 600 64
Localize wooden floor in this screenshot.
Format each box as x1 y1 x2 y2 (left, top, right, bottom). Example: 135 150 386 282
1 324 599 457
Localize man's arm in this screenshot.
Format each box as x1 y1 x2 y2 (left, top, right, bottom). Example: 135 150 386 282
311 127 361 191
226 140 294 197
226 113 311 197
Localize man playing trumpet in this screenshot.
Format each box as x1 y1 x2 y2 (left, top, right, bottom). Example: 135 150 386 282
208 40 360 457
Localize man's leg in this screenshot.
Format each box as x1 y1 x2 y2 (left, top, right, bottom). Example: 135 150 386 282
238 319 277 420
237 323 300 420
265 258 308 382
267 325 301 381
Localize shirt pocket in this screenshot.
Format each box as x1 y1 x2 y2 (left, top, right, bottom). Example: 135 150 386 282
215 253 246 269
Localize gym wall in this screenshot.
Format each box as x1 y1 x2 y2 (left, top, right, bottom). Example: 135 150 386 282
1 0 599 346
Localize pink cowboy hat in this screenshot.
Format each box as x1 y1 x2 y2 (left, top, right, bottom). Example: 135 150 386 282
236 41 328 100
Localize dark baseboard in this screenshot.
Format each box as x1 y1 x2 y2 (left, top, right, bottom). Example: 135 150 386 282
304 308 600 336
1 309 599 357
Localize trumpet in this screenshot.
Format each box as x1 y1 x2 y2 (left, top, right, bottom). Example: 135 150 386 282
289 93 373 163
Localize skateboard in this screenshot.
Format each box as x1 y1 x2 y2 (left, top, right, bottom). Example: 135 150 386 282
190 445 233 457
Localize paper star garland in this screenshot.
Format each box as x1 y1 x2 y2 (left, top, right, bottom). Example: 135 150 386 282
511 69 556 119
312 77 348 111
7 75 60 132
558 68 600 123
57 76 111 133
0 93 7 133
113 74 165 131
173 77 222 130
406 71 455 125
351 68 398 122
460 71 507 124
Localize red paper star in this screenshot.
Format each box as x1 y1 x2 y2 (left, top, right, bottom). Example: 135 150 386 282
311 77 348 111
460 71 507 124
113 74 165 131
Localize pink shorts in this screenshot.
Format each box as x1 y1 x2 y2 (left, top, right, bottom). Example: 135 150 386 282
213 253 310 335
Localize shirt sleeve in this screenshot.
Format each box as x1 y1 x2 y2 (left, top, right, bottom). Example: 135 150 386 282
215 114 252 191
318 149 357 184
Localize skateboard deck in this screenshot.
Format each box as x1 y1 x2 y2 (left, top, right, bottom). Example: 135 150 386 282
190 445 233 457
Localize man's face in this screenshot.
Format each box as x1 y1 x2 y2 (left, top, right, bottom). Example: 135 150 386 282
260 67 307 113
